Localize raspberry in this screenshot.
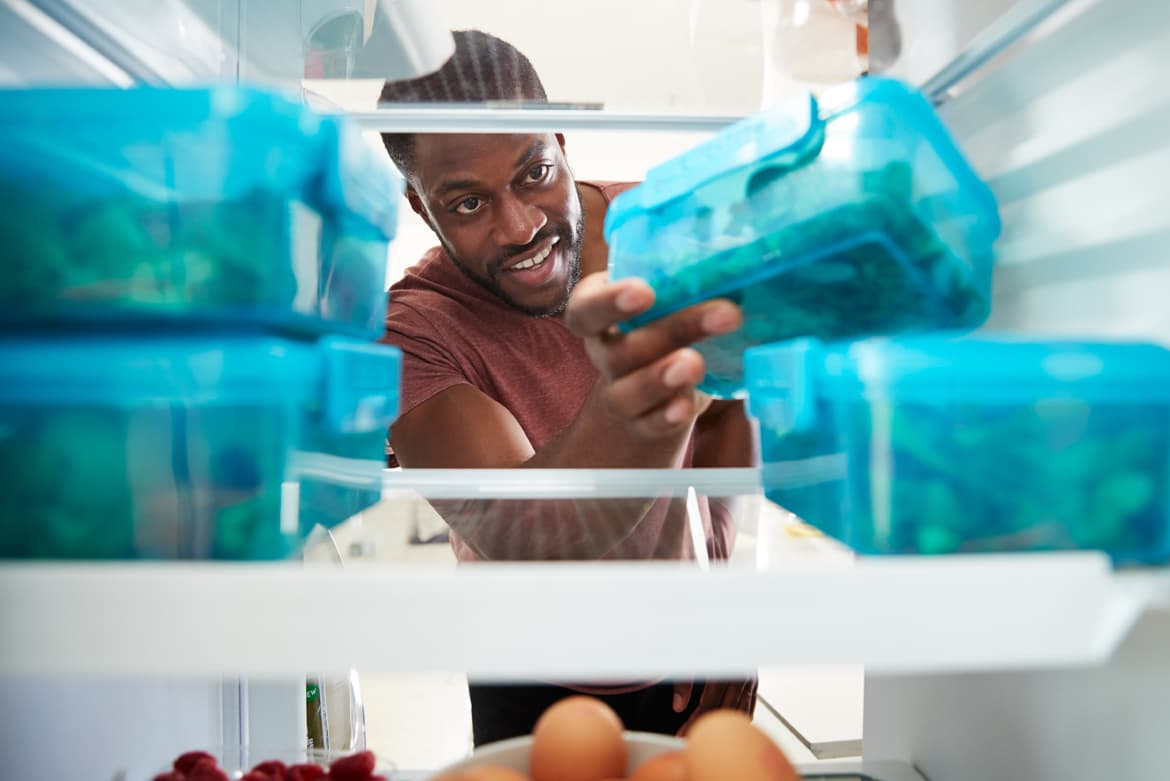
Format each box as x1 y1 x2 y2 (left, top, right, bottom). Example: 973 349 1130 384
253 760 287 776
328 751 376 781
174 751 217 773
285 764 328 781
186 757 231 781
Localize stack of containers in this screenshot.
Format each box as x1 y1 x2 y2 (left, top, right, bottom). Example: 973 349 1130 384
0 86 404 560
607 76 1170 562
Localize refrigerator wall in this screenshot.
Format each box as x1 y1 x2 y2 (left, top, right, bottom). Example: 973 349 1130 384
864 0 1170 777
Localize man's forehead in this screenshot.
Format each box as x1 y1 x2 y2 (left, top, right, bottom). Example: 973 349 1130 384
415 132 555 192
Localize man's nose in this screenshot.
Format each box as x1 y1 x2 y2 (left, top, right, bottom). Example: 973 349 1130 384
494 193 547 247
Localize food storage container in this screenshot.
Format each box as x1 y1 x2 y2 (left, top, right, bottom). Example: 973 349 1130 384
0 86 401 338
0 334 400 559
745 335 1170 563
606 77 1000 398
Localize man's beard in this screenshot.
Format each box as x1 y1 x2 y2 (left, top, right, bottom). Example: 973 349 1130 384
442 191 586 318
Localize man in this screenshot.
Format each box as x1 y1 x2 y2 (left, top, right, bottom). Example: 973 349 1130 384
379 29 757 746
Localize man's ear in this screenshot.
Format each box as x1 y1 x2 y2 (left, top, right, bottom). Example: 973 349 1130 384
405 186 435 232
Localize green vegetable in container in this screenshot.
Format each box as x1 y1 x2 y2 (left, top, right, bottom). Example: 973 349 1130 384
630 160 983 349
0 410 136 558
0 179 299 316
760 396 1168 560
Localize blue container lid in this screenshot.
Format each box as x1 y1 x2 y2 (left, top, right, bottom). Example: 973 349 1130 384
603 76 1000 244
319 115 402 238
816 76 1000 224
746 335 1170 432
0 335 400 434
603 91 824 238
0 86 401 238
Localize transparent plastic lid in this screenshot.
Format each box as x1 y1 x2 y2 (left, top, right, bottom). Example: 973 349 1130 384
0 334 401 433
0 86 402 235
746 335 1170 421
603 91 823 235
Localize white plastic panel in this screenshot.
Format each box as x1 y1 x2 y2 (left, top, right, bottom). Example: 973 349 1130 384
884 0 1022 86
938 0 1170 343
0 1 130 86
1 553 1165 679
0 678 225 781
864 609 1170 781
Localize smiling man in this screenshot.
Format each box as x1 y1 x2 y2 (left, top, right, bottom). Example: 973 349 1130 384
410 132 584 317
379 29 757 747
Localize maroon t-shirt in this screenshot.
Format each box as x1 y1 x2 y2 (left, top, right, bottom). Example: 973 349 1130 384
381 181 735 565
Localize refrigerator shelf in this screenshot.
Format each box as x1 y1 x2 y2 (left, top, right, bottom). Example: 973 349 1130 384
1 552 1165 679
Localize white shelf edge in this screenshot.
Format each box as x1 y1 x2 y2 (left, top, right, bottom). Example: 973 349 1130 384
393 760 926 781
2 553 1164 679
347 107 741 133
381 466 763 499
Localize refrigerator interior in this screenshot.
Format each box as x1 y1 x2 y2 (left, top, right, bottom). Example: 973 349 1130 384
2 0 1170 779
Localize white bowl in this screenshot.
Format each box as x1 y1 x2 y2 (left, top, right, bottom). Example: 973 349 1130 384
432 731 685 777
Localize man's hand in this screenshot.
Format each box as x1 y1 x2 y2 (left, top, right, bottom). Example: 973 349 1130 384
563 272 742 440
673 678 760 736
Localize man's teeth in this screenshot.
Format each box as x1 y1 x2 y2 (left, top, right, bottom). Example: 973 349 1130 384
511 243 554 271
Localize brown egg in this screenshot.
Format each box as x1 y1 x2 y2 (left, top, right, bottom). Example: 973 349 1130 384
684 711 799 781
529 696 628 781
630 750 687 781
461 768 532 781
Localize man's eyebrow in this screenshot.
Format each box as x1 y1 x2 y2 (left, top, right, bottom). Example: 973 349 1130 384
513 139 547 170
434 178 481 198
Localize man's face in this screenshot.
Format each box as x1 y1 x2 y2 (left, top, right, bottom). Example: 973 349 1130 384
408 132 585 317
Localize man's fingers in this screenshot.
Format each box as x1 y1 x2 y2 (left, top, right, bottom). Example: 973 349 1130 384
599 300 741 379
563 274 654 338
625 393 704 440
601 348 705 421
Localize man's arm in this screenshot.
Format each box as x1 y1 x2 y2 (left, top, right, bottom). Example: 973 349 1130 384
391 272 743 472
693 399 756 469
388 273 744 560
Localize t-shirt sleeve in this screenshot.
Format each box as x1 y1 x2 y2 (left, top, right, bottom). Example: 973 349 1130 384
380 296 472 418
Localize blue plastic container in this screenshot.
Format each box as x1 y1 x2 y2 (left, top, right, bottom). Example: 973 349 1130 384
606 77 1001 398
745 336 1170 564
0 335 400 560
0 86 401 338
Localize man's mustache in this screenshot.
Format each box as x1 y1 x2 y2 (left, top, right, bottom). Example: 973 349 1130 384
489 226 567 275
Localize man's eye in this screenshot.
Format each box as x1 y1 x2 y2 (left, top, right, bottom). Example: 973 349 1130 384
526 164 550 182
454 196 482 215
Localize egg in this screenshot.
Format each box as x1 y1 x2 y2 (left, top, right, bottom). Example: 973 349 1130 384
461 768 532 781
684 711 798 781
529 696 628 781
630 750 687 781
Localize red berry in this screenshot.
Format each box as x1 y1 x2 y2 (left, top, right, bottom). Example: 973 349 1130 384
174 751 217 773
328 751 376 781
241 772 280 781
285 764 328 781
187 757 231 781
254 760 288 776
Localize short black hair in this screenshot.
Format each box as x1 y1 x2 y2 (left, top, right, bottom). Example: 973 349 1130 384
379 29 549 179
